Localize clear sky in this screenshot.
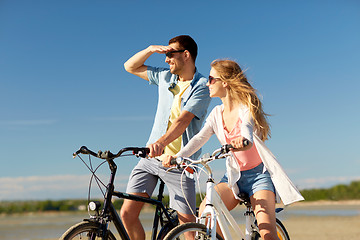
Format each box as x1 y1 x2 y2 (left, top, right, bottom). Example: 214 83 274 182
1 0 359 200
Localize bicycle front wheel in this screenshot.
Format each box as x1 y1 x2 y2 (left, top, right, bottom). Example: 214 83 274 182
253 218 290 240
60 221 117 240
163 222 224 240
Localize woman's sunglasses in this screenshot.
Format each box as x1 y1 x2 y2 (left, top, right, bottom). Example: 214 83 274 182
165 49 186 58
208 76 221 84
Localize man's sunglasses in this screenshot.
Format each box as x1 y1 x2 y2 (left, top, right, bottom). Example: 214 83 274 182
208 75 221 84
165 49 186 58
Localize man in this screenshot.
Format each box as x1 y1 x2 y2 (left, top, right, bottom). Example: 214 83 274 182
121 35 211 239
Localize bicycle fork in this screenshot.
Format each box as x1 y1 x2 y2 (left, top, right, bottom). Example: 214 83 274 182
198 176 257 240
198 177 218 239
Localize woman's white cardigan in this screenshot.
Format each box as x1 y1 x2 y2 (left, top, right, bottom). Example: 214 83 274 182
177 105 304 205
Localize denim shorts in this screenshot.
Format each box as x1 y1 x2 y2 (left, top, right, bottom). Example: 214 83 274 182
220 162 275 197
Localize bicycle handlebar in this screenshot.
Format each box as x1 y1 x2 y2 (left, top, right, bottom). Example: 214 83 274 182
170 140 249 166
222 139 249 153
73 146 150 159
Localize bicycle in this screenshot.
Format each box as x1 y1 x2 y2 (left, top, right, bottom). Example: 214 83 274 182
59 146 179 240
163 144 290 240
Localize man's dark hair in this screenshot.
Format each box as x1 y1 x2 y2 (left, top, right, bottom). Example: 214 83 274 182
169 35 198 62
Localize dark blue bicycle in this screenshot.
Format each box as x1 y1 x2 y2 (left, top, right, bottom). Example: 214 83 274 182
59 146 178 240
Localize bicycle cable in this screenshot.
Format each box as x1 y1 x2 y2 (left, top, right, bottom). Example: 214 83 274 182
179 161 215 219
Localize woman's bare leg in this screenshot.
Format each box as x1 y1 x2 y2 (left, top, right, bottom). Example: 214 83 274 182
250 190 279 240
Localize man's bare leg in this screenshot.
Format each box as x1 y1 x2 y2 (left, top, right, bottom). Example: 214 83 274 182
120 192 149 240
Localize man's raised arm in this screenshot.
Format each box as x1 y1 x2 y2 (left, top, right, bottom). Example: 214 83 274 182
124 45 173 81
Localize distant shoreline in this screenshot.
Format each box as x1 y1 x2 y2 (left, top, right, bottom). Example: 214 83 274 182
2 199 359 217
288 199 360 206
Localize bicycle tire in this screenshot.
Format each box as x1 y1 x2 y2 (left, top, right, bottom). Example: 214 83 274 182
59 221 117 240
157 220 180 240
275 218 290 240
163 222 224 240
252 218 290 240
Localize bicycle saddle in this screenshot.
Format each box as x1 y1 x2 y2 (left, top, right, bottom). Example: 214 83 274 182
238 192 251 206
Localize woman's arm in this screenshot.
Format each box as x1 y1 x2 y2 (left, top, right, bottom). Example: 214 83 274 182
162 123 214 167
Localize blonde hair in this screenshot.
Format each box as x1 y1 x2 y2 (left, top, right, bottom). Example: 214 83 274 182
211 59 271 141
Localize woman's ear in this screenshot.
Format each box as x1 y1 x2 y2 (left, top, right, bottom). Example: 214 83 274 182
222 81 228 88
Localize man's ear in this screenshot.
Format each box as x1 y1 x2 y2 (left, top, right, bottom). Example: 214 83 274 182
184 50 191 61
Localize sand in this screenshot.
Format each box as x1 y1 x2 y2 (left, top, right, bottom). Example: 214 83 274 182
279 200 360 240
283 215 360 240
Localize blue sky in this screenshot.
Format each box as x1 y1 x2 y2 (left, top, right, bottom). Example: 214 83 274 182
1 0 359 200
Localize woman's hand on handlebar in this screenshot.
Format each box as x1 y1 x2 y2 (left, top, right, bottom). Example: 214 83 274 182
162 154 175 168
162 155 194 174
230 137 252 151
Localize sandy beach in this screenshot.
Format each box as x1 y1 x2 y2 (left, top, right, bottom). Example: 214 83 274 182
279 200 360 240
282 215 360 240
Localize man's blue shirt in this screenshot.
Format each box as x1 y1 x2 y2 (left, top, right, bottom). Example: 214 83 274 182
147 66 211 159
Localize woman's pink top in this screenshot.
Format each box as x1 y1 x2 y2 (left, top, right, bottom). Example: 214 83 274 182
224 117 262 171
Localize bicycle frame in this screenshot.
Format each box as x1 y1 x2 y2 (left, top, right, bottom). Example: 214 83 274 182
199 172 255 240
106 181 176 240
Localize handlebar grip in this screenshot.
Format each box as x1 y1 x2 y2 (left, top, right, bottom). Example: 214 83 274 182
170 158 178 165
74 146 97 157
78 146 90 154
223 139 250 153
223 144 233 153
134 148 150 158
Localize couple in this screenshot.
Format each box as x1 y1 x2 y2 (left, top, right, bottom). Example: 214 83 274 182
121 35 303 240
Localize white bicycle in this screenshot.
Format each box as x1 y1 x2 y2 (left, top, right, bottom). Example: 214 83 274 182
163 144 290 240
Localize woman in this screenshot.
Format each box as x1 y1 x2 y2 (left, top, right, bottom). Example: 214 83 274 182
163 59 304 240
